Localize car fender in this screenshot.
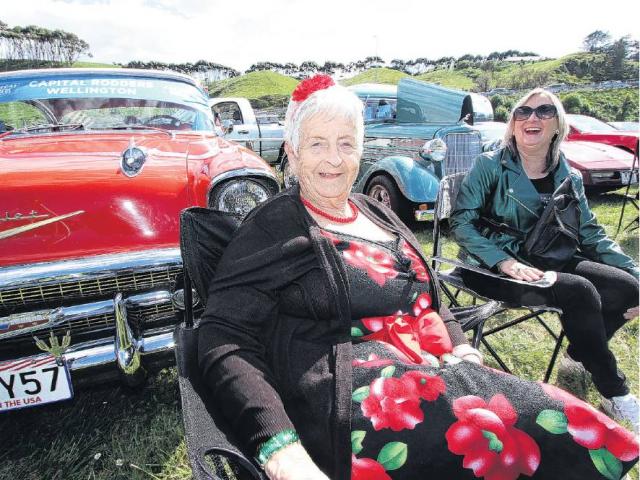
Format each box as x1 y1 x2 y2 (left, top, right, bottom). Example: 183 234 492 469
356 155 440 203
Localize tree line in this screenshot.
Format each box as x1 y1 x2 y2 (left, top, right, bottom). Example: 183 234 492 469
0 20 90 65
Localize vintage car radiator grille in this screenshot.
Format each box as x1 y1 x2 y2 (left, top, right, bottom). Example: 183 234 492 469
443 132 482 175
0 266 182 310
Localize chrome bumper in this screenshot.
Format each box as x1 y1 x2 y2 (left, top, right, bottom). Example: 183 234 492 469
65 327 175 373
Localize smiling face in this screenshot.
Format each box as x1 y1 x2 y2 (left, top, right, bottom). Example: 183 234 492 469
285 112 360 210
513 93 559 156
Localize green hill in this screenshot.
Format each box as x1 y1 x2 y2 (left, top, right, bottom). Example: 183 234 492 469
72 61 120 68
340 68 408 86
415 69 475 90
208 70 299 109
208 70 298 98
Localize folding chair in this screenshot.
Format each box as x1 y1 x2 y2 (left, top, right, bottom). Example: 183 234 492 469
615 145 639 238
431 173 565 382
173 204 513 479
174 207 265 480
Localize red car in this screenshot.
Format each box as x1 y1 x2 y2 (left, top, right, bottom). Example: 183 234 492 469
0 69 278 412
474 122 637 192
566 114 639 157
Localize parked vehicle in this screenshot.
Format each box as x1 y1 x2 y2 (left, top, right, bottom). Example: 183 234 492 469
609 121 639 133
566 114 639 156
209 97 285 165
346 79 483 221
0 68 279 412
473 121 638 192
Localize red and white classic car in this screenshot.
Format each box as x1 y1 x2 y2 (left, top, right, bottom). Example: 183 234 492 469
0 68 279 412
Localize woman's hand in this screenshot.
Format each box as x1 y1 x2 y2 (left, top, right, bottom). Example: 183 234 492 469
452 344 483 365
498 258 544 282
623 306 639 320
264 443 329 480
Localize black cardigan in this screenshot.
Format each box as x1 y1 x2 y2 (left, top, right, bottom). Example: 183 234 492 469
197 188 465 478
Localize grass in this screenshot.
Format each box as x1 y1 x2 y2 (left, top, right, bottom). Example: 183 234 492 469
415 69 476 90
0 188 638 479
207 70 299 100
340 67 409 86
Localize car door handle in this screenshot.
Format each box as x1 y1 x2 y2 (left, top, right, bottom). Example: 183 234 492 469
237 130 249 134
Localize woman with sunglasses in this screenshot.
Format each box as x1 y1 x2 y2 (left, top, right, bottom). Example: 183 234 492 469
451 88 640 433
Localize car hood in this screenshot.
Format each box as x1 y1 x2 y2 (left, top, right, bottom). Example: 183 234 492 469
560 141 635 170
0 131 196 267
396 78 472 124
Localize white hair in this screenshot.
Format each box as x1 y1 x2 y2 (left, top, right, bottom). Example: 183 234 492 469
284 85 364 155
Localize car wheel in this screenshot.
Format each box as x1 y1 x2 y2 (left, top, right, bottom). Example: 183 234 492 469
366 175 410 222
281 156 298 189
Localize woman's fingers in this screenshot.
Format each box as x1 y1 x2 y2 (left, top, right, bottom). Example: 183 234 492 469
500 259 544 282
623 306 639 320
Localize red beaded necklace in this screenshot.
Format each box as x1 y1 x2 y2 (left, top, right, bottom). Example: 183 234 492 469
301 196 359 224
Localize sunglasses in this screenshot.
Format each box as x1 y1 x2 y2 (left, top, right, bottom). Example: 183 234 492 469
513 104 557 121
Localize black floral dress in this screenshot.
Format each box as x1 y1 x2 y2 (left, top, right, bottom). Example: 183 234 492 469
321 230 639 480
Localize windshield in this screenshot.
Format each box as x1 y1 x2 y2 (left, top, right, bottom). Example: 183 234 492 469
0 73 214 134
568 114 616 133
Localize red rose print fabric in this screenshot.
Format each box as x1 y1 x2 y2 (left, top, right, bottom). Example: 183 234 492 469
320 228 638 478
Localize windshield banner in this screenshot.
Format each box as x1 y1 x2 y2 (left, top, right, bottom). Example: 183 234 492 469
0 73 210 113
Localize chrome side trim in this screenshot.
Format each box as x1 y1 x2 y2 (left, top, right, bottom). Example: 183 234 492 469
0 247 181 289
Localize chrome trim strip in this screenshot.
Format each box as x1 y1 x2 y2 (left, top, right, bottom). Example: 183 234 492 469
0 247 181 289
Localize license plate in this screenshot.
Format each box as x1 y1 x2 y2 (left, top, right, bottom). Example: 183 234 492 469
0 356 73 412
620 170 638 185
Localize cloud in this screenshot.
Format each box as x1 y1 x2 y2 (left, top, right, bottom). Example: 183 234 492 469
2 0 639 72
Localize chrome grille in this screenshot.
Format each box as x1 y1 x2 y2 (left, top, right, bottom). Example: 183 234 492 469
128 303 177 325
443 132 482 175
0 266 181 310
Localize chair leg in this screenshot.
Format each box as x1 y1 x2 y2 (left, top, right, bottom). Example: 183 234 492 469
543 331 565 383
481 337 512 374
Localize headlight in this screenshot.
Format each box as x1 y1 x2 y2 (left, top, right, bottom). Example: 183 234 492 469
213 179 271 217
420 138 447 162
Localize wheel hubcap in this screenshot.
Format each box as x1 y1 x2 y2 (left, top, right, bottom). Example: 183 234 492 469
283 161 298 188
369 185 391 207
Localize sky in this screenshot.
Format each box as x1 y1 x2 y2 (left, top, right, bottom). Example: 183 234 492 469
2 0 639 72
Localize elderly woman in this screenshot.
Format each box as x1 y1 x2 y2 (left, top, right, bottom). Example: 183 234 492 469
451 88 639 431
198 77 638 480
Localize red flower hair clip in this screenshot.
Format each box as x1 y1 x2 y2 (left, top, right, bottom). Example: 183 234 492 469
291 74 335 102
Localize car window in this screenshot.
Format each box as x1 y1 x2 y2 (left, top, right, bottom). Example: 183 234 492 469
569 115 616 133
362 97 397 122
215 101 244 125
0 102 50 132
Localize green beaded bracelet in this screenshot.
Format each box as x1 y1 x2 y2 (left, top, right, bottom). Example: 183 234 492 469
255 429 300 468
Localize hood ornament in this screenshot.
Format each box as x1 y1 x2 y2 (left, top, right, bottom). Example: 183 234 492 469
34 330 71 361
121 138 147 177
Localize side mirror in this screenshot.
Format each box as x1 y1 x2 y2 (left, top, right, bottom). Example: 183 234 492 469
222 119 234 134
